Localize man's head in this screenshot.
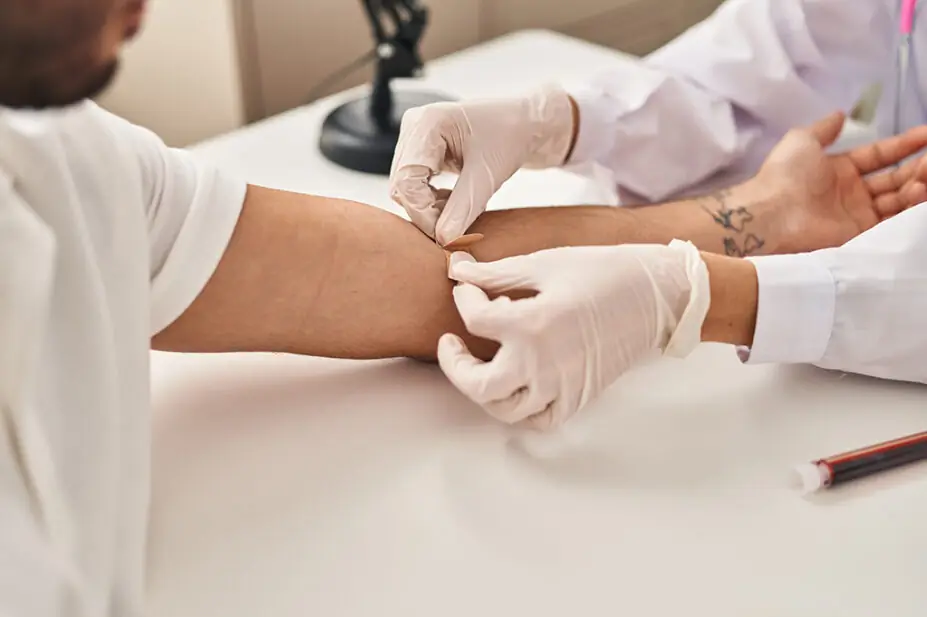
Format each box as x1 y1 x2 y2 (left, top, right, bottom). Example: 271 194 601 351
0 0 147 110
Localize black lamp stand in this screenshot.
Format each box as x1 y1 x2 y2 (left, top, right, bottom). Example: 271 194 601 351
319 0 453 175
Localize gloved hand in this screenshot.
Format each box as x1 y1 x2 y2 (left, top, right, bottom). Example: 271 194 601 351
389 85 575 245
438 241 711 429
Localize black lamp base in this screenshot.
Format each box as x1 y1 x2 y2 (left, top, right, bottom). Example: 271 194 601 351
319 90 453 175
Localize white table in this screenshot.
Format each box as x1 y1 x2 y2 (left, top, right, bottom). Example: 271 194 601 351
148 30 927 617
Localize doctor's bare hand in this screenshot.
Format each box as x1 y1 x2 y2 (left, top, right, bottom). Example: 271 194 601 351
749 111 927 253
389 85 575 245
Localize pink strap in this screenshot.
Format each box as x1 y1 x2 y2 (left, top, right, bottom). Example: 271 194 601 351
901 0 917 34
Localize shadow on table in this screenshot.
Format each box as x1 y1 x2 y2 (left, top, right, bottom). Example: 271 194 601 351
146 349 927 615
148 350 927 562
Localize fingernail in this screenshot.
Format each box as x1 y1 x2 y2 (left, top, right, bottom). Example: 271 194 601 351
436 231 452 246
448 253 476 280
439 333 463 352
448 251 476 269
436 222 464 246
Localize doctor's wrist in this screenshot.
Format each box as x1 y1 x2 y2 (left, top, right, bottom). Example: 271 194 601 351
564 95 580 163
699 253 758 347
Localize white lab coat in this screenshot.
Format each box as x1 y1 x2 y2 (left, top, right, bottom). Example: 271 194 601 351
0 103 245 616
570 0 927 384
571 0 902 200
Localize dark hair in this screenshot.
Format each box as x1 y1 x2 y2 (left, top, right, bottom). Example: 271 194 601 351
0 1 117 109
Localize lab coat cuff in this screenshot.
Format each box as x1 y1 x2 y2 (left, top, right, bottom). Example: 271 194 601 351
737 253 835 365
566 87 617 167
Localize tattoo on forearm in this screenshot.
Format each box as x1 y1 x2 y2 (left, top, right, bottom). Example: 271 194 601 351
704 203 753 231
700 189 766 257
723 234 765 257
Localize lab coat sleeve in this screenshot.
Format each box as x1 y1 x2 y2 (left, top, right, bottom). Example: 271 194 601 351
741 203 927 384
568 0 894 201
84 104 248 335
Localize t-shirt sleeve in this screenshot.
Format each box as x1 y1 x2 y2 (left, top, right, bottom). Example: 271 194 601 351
90 105 247 335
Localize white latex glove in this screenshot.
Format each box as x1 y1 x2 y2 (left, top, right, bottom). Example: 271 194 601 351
389 84 574 245
438 241 711 430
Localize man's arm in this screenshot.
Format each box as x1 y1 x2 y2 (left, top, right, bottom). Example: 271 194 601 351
151 183 769 360
152 185 494 360
474 115 927 264
466 183 777 264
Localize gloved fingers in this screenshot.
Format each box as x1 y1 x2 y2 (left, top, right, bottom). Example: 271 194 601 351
460 365 555 427
435 158 503 246
390 166 443 238
452 283 532 340
520 393 584 431
494 390 556 427
447 250 476 275
389 105 465 238
518 401 558 431
449 254 538 294
481 386 533 425
437 334 526 405
426 188 452 234
390 105 454 179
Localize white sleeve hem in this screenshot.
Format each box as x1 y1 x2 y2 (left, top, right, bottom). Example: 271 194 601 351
149 169 246 335
565 87 616 167
738 252 836 365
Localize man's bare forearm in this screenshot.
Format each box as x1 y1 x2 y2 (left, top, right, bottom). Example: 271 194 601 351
471 203 763 349
467 181 782 263
153 183 766 361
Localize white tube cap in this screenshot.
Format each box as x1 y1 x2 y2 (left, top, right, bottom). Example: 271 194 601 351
792 462 826 494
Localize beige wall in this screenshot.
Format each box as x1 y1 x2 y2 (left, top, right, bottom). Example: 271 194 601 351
242 0 481 119
485 0 724 55
241 0 725 123
96 0 245 147
94 0 726 144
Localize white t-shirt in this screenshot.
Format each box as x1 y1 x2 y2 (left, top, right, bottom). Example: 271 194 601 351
0 102 246 616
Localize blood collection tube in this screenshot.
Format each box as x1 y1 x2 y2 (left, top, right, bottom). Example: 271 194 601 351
793 430 927 494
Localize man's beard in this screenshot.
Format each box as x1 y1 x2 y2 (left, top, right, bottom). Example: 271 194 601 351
0 58 119 110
